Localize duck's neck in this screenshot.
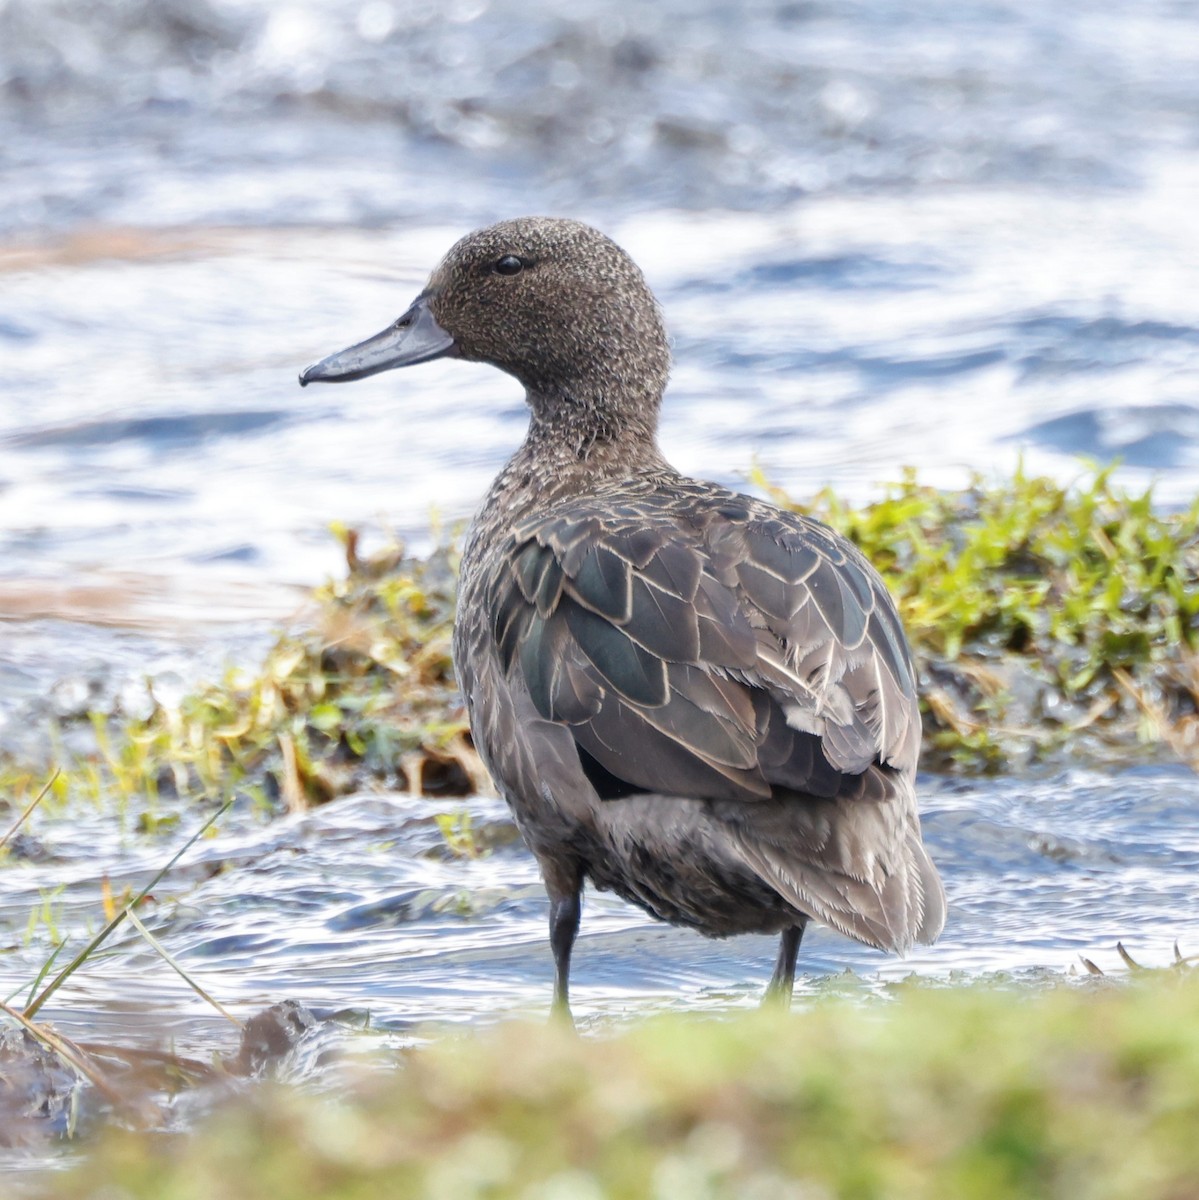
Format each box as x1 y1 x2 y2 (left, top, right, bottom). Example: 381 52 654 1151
470 384 672 541
525 382 663 467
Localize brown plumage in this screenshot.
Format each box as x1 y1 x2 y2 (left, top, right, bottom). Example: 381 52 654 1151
300 216 945 1018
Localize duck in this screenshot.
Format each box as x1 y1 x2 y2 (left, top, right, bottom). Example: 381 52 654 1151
300 216 945 1019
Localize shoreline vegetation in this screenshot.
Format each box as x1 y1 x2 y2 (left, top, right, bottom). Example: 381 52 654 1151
1 463 1195 819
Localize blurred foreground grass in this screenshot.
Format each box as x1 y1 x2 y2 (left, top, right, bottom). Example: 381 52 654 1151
45 974 1199 1200
1 464 1196 819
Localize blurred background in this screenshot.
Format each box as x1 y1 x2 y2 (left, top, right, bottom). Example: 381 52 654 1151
1 0 1197 720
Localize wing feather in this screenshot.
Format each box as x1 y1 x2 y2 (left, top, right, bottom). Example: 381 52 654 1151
491 490 921 800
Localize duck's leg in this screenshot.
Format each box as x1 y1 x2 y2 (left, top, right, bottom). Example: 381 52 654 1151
547 869 583 1023
763 921 807 1008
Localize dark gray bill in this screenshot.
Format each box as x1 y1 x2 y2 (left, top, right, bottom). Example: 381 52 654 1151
298 295 457 386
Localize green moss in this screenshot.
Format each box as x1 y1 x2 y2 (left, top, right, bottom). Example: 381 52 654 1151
42 974 1199 1200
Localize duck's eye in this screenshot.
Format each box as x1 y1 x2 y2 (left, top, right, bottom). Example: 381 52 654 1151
493 255 524 276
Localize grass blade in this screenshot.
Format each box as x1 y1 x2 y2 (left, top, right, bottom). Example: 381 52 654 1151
23 798 233 1020
1 938 67 1008
1116 941 1144 972
0 768 60 854
124 906 242 1028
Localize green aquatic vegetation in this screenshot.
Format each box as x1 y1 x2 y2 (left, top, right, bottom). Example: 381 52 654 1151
23 886 66 947
1 530 482 814
47 973 1199 1200
755 463 1199 769
435 809 487 860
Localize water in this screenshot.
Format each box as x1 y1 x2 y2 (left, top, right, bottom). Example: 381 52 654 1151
4 766 1195 1042
1 0 1198 1155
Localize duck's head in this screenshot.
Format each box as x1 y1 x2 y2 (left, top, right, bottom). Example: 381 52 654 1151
300 217 670 435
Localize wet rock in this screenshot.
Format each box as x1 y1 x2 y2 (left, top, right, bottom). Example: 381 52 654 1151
1 831 50 862
224 1000 323 1078
0 1026 82 1145
49 667 107 720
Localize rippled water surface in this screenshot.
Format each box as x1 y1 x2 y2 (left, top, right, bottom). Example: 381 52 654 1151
5 766 1196 1041
1 0 1198 1157
2 0 1197 638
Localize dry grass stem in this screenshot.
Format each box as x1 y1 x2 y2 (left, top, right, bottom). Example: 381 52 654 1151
0 768 60 853
124 907 243 1028
1112 667 1198 772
